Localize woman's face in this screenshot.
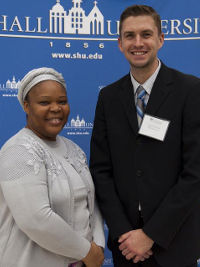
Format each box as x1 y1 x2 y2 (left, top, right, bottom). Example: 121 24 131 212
24 80 70 141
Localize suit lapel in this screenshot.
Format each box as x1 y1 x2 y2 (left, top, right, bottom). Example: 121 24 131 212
117 64 174 135
118 74 139 134
145 64 173 116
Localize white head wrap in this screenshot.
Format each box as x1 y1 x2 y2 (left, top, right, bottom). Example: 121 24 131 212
18 67 66 109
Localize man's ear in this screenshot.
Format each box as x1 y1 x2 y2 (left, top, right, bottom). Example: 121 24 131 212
158 33 165 49
118 37 123 53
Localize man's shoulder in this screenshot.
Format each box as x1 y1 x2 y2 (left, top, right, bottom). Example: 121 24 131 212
161 63 200 85
100 73 130 95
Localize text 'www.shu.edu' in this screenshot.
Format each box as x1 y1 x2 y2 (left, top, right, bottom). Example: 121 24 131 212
51 52 103 60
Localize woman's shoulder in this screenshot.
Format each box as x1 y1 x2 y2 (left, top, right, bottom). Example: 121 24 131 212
1 128 46 159
1 129 27 151
0 129 46 181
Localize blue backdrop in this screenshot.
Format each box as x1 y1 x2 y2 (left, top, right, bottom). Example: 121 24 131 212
1 0 200 265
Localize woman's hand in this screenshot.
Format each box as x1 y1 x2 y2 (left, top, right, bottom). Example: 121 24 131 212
82 241 104 267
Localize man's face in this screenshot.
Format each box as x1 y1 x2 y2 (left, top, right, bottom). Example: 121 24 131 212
118 15 164 73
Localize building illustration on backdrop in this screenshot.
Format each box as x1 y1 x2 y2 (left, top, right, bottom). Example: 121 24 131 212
50 0 104 35
65 115 93 135
0 76 20 90
71 115 85 127
66 115 93 128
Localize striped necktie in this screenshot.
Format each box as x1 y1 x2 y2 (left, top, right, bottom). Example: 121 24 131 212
136 85 147 126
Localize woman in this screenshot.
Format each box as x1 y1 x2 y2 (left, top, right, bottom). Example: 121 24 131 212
0 67 105 267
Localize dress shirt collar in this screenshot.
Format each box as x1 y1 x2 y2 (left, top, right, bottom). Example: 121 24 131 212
130 59 161 96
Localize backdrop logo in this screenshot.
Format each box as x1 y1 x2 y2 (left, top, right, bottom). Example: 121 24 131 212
0 1 200 40
0 76 20 97
64 115 93 135
50 0 104 35
103 258 113 266
0 0 120 39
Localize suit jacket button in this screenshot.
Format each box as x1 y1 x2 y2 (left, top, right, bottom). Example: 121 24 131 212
136 170 143 177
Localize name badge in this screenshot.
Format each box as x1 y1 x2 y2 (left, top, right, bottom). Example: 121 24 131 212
138 114 170 141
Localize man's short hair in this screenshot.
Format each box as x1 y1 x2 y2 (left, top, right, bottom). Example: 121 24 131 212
119 5 162 36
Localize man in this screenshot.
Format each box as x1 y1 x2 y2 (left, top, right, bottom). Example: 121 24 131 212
90 4 200 267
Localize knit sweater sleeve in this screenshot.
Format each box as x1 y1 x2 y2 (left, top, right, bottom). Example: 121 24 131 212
92 200 105 248
0 143 91 260
60 137 105 249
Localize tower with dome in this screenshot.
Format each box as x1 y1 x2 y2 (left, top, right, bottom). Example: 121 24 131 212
49 0 104 35
5 76 20 89
71 115 86 127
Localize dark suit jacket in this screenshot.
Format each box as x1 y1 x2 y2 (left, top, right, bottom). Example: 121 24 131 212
90 63 200 267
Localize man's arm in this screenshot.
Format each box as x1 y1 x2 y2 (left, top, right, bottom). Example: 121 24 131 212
90 90 133 241
143 81 200 249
